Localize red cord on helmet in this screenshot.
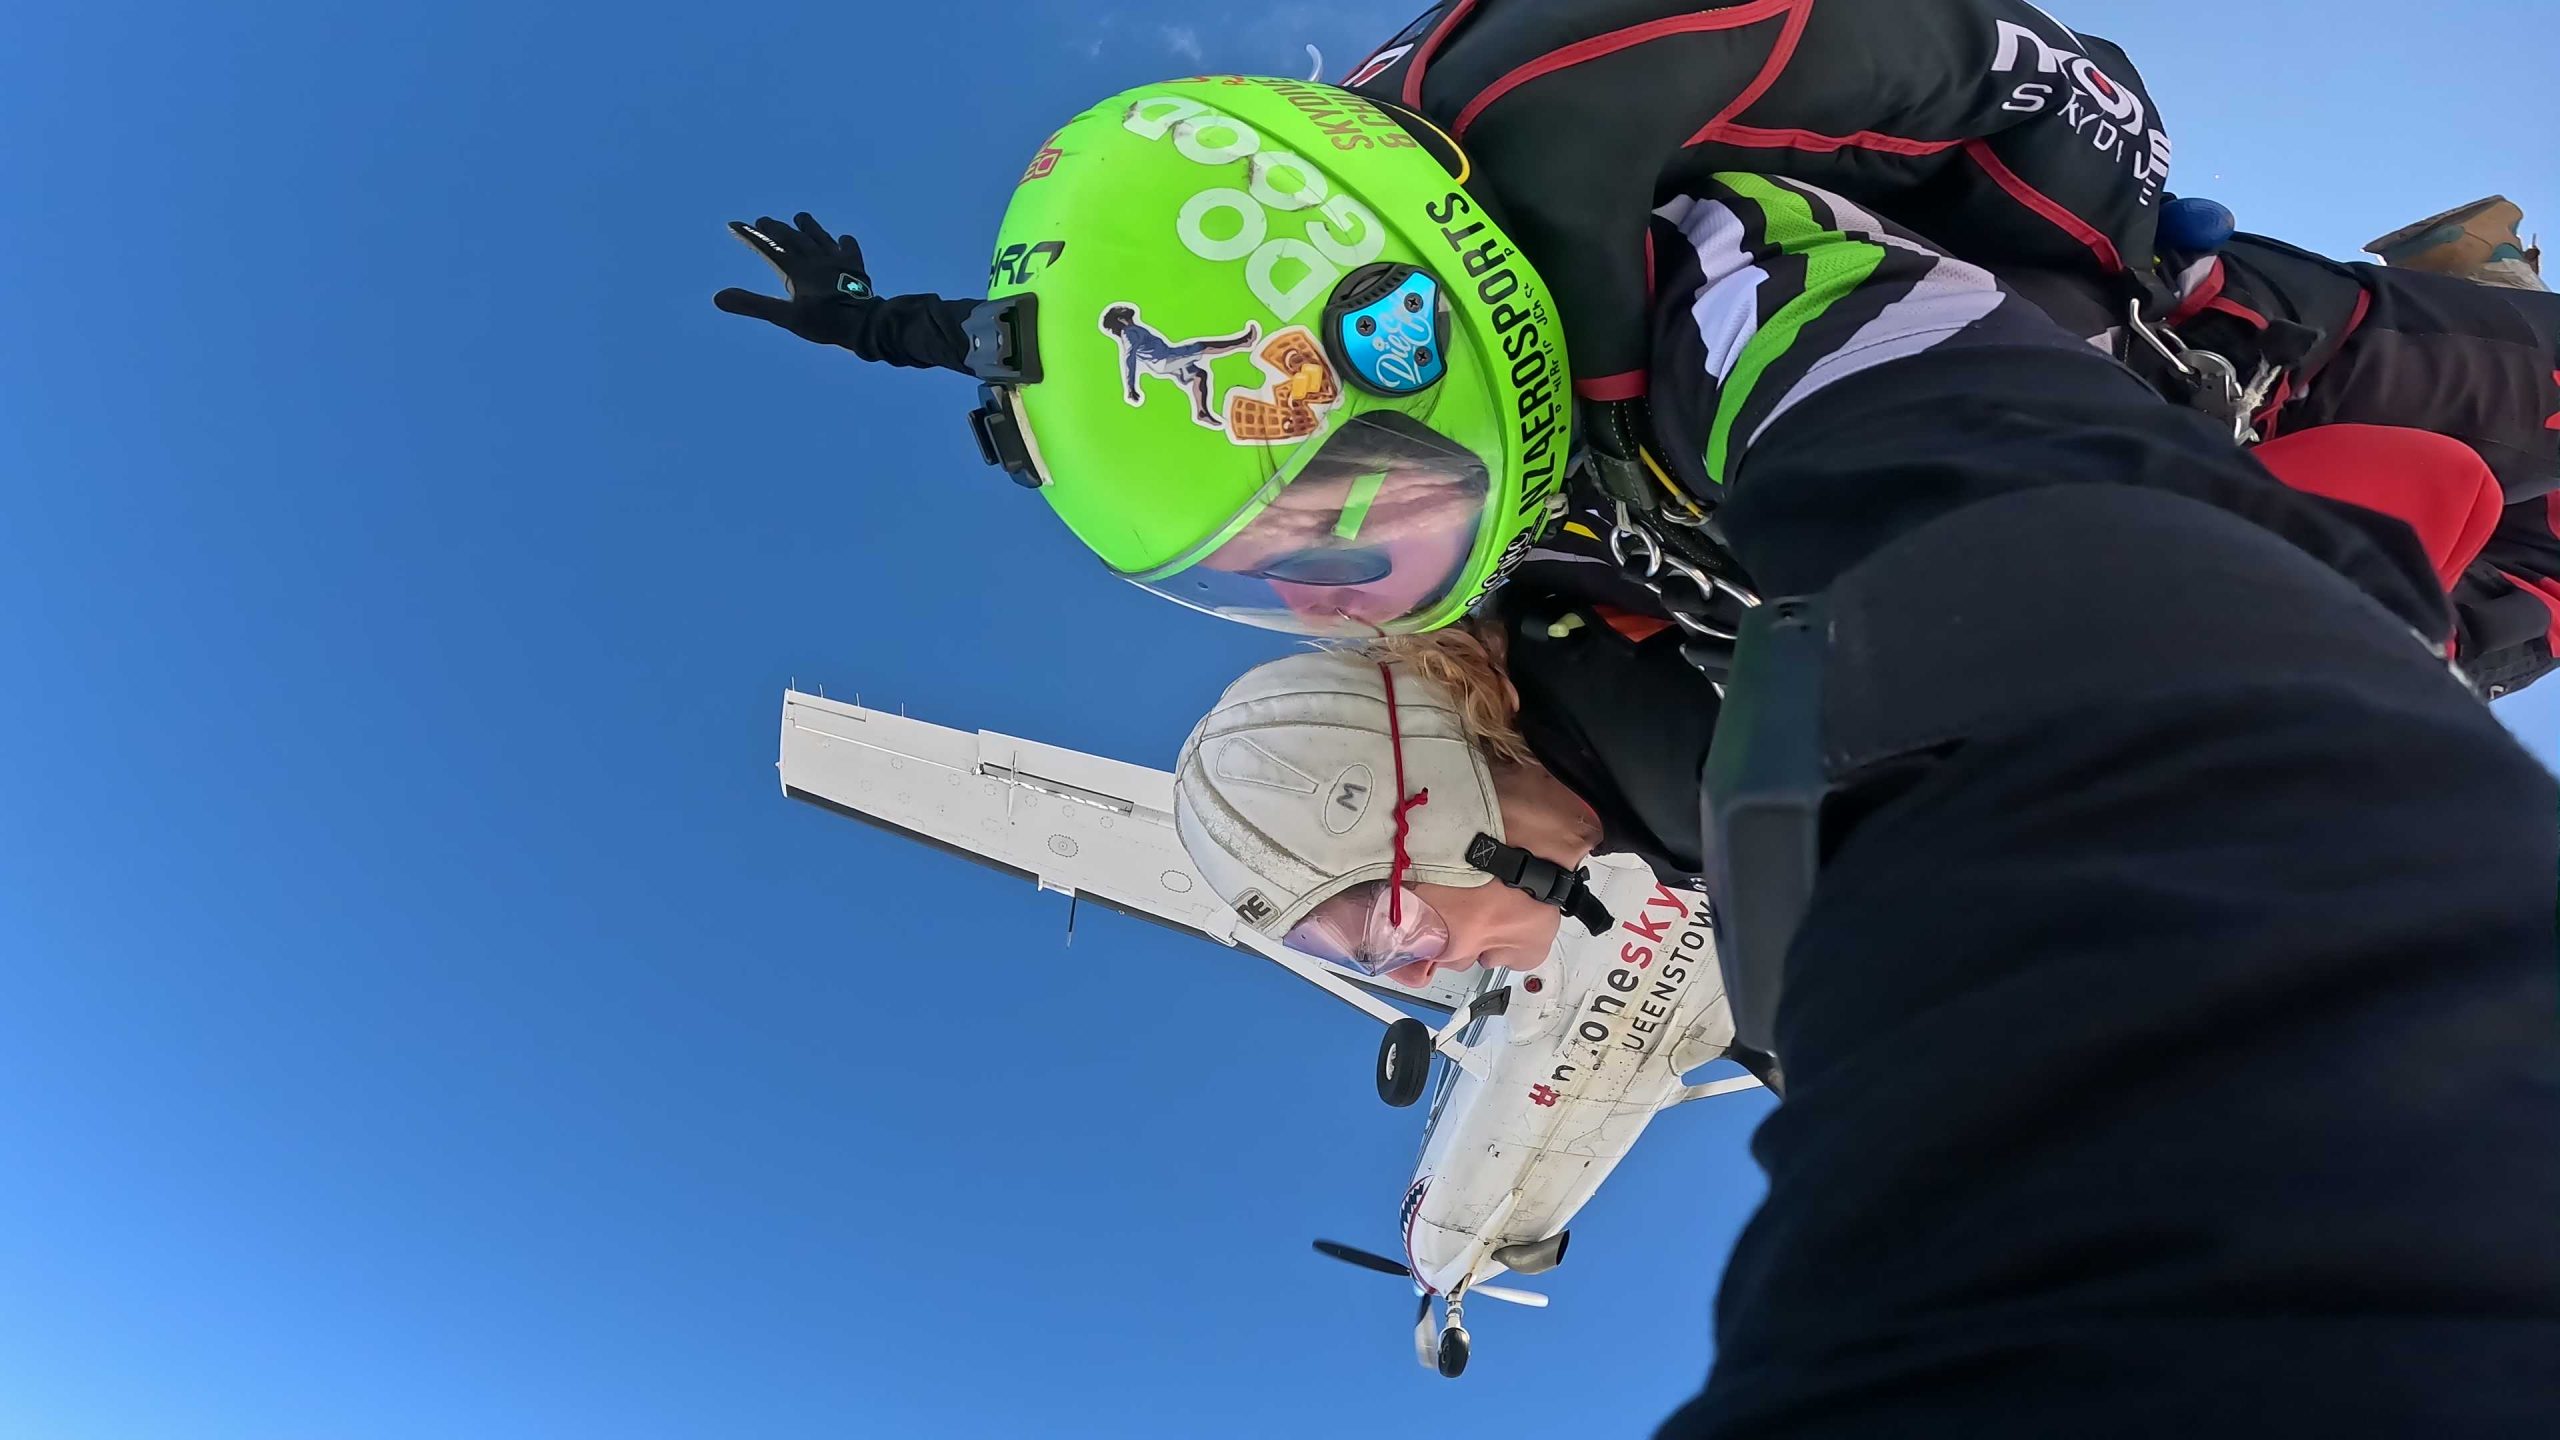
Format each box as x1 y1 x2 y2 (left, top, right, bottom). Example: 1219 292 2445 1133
1377 664 1430 925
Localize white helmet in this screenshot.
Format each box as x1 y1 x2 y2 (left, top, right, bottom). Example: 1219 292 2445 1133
1173 650 1502 939
1175 650 1614 976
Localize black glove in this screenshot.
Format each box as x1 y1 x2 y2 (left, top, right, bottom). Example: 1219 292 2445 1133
714 212 876 347
713 211 981 373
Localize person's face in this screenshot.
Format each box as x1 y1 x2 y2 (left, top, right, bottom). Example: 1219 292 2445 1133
1199 463 1481 630
1383 877 1567 987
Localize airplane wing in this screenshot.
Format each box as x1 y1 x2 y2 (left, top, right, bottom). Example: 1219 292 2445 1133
778 689 1467 1017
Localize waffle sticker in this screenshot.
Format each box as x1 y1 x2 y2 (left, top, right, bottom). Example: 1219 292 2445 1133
1224 327 1342 444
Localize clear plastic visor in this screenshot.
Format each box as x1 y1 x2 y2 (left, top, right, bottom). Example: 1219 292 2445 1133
1283 880 1450 978
1123 413 1495 638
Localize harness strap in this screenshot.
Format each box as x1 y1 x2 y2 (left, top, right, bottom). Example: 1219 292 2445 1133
1465 833 1615 936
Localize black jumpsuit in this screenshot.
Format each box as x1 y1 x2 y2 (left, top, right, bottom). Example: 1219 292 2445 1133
1494 174 2560 1438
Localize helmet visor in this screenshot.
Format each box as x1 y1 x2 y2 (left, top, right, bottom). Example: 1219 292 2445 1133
1122 412 1495 637
1284 880 1451 977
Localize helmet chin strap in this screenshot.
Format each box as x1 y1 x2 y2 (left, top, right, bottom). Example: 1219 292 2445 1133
1464 833 1615 936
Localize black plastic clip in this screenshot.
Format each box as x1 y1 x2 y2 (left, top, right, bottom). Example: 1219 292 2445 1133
962 294 1042 385
967 385 1044 490
1467 833 1615 936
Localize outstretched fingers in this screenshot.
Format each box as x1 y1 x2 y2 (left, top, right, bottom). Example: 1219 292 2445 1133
711 288 796 325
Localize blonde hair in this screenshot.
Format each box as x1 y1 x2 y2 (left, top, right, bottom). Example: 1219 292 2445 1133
1352 622 1534 768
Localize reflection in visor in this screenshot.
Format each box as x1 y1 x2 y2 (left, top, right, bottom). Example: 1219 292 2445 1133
1285 880 1450 977
1125 413 1494 637
1248 547 1394 587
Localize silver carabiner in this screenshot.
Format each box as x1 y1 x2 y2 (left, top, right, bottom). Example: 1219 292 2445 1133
1608 501 1665 579
2125 298 2200 383
1666 606 1740 643
1690 560 1762 612
2128 299 2266 445
1599 499 1763 643
1658 554 1746 640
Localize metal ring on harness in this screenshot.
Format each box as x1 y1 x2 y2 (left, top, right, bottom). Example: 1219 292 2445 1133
2125 298 2263 443
1608 502 1665 578
1659 555 1746 642
1688 557 1762 613
1604 501 1763 643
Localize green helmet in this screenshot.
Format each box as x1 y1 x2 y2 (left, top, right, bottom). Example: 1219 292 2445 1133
965 77 1572 637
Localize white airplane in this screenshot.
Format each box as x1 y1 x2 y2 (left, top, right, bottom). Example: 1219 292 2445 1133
777 688 1765 1378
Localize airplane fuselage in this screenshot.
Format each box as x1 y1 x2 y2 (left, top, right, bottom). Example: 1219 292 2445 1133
1399 857 1737 1295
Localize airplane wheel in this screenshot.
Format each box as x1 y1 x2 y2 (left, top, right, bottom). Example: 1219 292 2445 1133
1376 1019 1431 1108
1436 1326 1470 1379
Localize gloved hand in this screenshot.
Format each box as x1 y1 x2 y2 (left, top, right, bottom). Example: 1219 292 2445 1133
713 212 877 347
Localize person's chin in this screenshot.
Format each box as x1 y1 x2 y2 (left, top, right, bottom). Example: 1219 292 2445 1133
1386 958 1448 987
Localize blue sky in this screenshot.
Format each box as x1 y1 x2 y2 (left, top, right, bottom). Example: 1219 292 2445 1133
2 1 2553 1435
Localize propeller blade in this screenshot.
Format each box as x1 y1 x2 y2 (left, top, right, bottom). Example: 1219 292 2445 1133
1471 1283 1550 1308
1313 1239 1413 1278
1413 1295 1437 1369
